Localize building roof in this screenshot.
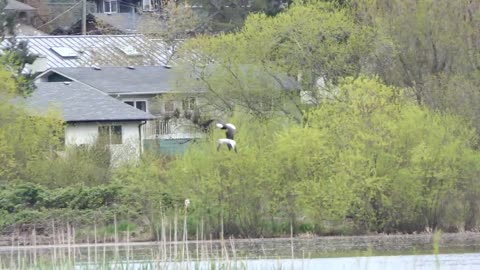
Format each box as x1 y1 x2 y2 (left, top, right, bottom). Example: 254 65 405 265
6 35 172 68
93 13 142 34
25 82 154 122
5 0 36 11
42 66 189 95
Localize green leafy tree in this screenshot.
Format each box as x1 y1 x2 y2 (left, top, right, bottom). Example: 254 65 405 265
27 141 112 188
179 2 372 121
277 76 480 232
352 0 480 123
111 155 176 238
167 114 292 237
189 0 289 32
0 0 38 95
167 77 480 236
137 2 202 64
0 68 63 183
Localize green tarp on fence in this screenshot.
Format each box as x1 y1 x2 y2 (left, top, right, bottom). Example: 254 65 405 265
144 138 195 156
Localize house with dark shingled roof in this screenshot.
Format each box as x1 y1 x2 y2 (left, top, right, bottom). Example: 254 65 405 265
35 65 205 156
22 81 154 163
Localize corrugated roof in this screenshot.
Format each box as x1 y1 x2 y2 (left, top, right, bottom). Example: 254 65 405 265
9 35 172 68
149 38 183 64
47 66 190 94
25 82 154 122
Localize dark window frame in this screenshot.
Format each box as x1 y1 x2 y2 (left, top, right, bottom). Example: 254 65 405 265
104 0 118 13
98 125 123 145
124 100 147 112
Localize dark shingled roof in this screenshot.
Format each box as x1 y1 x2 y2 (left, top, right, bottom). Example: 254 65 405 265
26 82 154 122
49 66 181 94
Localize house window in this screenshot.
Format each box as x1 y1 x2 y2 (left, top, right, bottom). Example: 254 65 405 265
182 97 196 110
164 100 175 112
18 11 27 21
104 0 118 13
124 100 147 112
98 125 122 144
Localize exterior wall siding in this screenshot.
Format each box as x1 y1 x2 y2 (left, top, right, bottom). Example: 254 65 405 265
65 121 143 163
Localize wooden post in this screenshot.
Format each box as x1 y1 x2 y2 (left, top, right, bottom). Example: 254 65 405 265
82 0 87 35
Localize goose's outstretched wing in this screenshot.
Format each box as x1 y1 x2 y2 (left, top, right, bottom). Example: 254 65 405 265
216 122 236 140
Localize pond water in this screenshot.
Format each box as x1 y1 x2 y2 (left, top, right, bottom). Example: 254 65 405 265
76 253 480 270
261 253 480 270
1 234 480 269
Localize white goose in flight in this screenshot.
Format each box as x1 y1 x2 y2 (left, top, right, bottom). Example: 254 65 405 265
216 121 237 153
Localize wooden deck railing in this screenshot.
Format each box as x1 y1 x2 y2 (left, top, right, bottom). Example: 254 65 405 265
142 119 171 138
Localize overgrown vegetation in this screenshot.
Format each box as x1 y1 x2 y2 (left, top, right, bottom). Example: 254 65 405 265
2 0 480 240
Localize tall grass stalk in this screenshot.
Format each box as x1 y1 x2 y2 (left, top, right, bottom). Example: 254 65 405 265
32 227 37 268
67 222 71 267
51 220 57 269
433 230 442 269
126 211 131 267
102 231 107 269
196 224 199 262
94 219 98 267
290 222 294 260
72 225 77 268
161 215 167 261
0 211 391 270
174 210 178 260
9 232 14 268
114 212 119 261
183 204 190 264
87 235 91 270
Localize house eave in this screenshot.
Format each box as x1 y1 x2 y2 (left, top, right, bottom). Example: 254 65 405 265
66 118 155 124
111 91 206 96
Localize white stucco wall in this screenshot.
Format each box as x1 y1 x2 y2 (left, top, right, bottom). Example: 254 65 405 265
65 121 143 164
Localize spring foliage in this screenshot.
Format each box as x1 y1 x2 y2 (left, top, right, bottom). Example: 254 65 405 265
165 77 480 235
2 0 480 239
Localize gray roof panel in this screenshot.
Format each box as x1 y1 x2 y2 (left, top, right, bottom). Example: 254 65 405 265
50 66 182 94
27 82 155 122
10 35 172 68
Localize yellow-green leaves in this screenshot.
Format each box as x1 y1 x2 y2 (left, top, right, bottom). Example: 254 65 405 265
179 2 372 120
0 67 64 182
166 77 480 234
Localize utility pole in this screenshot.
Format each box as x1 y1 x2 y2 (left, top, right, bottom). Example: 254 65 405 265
81 0 86 35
